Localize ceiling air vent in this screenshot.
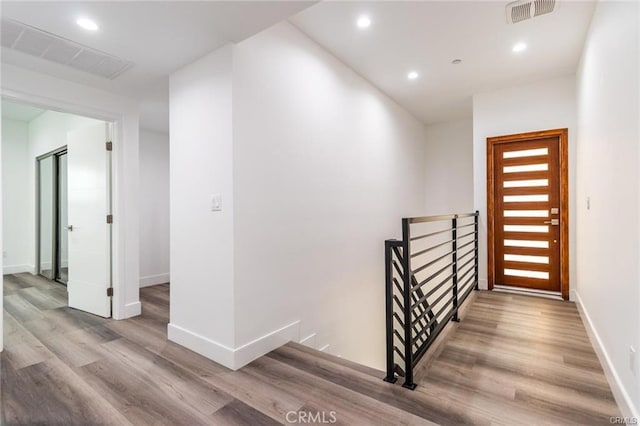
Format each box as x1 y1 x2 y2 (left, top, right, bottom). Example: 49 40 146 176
1 18 133 79
506 0 558 24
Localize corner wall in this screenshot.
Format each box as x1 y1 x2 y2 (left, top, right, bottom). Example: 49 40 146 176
424 119 473 215
472 75 577 291
1 118 30 274
575 0 639 417
139 129 170 287
169 22 428 370
168 45 236 362
231 22 426 369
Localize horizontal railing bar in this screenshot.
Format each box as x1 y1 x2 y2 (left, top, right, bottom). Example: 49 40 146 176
458 273 476 292
406 212 478 224
394 346 405 361
457 256 476 277
411 284 454 328
412 296 455 343
412 250 455 275
457 264 475 285
412 273 454 308
459 280 477 306
409 227 453 242
456 230 477 240
413 262 453 291
455 223 476 230
412 307 456 365
410 239 454 259
457 247 476 262
394 330 405 346
385 239 402 247
456 239 475 252
393 295 404 311
393 313 405 328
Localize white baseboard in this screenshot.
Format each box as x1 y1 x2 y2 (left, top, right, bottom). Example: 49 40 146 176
168 320 301 370
168 323 235 369
574 291 639 420
300 333 317 349
234 321 300 368
319 344 330 352
122 301 141 318
139 273 170 288
3 264 35 275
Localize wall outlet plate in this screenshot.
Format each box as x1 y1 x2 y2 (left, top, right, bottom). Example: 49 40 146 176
211 194 222 212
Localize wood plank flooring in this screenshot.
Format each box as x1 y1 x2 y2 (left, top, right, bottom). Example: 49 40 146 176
2 273 619 425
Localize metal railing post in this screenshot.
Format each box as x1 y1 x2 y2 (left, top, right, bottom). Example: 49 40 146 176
451 215 460 322
384 240 398 383
474 211 480 290
401 218 416 390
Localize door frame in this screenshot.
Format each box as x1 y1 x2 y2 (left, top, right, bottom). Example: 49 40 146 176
35 146 68 285
486 128 569 300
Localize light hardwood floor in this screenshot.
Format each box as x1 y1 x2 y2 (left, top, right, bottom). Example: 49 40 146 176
2 273 619 425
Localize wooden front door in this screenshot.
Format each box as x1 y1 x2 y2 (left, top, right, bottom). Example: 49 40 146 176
487 129 569 298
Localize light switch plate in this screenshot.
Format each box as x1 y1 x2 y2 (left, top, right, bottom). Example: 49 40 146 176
211 194 222 212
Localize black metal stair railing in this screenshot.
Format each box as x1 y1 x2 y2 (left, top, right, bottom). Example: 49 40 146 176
384 211 479 389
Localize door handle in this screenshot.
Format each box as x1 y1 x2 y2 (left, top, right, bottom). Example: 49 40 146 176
67 225 74 232
544 219 559 226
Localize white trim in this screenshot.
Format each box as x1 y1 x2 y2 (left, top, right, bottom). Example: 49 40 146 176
3 264 35 275
234 321 300 369
168 320 301 370
300 333 317 348
168 323 235 369
493 285 563 300
123 301 141 318
139 273 170 287
575 291 639 420
319 344 330 352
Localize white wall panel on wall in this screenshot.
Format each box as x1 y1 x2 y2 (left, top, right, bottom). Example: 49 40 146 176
139 129 170 287
232 22 427 369
424 119 473 215
575 0 639 418
1 118 31 274
472 76 577 291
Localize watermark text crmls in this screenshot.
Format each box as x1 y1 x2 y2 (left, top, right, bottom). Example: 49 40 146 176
286 410 337 424
610 417 638 424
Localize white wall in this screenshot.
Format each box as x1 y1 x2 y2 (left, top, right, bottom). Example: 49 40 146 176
232 22 426 369
1 118 30 274
424 119 473 215
575 0 639 417
168 45 237 359
2 63 141 323
27 110 104 273
139 129 170 287
472 75 577 291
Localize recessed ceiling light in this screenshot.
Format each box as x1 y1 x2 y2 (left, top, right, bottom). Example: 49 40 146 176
452 59 462 65
357 16 371 29
512 42 527 53
407 71 419 80
76 17 99 31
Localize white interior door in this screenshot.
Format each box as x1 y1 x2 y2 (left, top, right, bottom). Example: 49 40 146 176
67 122 112 317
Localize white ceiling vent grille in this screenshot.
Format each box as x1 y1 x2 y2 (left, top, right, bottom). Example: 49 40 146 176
506 0 558 24
1 19 133 79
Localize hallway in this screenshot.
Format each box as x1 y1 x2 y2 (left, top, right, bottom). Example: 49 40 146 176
2 273 618 425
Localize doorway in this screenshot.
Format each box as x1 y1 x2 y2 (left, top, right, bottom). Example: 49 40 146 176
486 128 569 300
37 147 68 285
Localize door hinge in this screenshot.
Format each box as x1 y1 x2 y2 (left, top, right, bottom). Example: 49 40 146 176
107 214 113 224
106 141 113 151
107 288 113 297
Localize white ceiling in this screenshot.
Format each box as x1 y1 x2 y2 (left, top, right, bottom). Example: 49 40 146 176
1 1 315 132
2 99 45 122
290 1 596 125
